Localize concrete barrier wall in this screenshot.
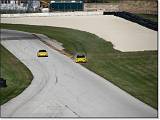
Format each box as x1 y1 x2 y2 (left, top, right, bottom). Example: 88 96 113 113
1 11 103 18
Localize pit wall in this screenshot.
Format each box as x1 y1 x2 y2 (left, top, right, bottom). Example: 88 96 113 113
1 11 103 18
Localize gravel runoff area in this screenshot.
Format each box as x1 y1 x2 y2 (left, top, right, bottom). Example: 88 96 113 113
1 15 157 52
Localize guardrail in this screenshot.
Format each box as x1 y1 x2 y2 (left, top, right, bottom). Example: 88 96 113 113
1 11 103 18
103 11 158 31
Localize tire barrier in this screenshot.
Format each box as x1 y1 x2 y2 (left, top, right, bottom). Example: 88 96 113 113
0 78 7 88
103 11 158 31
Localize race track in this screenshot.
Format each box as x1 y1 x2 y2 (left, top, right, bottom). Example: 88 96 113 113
1 29 157 117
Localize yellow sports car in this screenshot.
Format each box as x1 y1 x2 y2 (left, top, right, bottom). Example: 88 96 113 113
75 54 87 63
37 50 48 57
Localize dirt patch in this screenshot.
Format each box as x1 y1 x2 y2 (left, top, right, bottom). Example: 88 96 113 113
84 0 157 14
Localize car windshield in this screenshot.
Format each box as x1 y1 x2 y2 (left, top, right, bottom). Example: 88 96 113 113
39 50 47 52
77 55 85 58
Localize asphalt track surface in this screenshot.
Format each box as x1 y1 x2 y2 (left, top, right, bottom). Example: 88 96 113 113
1 29 157 117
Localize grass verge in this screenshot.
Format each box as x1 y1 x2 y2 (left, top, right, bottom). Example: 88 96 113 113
1 23 158 109
0 45 33 105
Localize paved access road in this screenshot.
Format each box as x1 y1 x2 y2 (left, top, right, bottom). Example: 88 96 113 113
1 29 157 117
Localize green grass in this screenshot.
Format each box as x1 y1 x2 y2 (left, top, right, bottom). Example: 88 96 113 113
0 45 33 105
136 14 158 23
1 23 158 109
